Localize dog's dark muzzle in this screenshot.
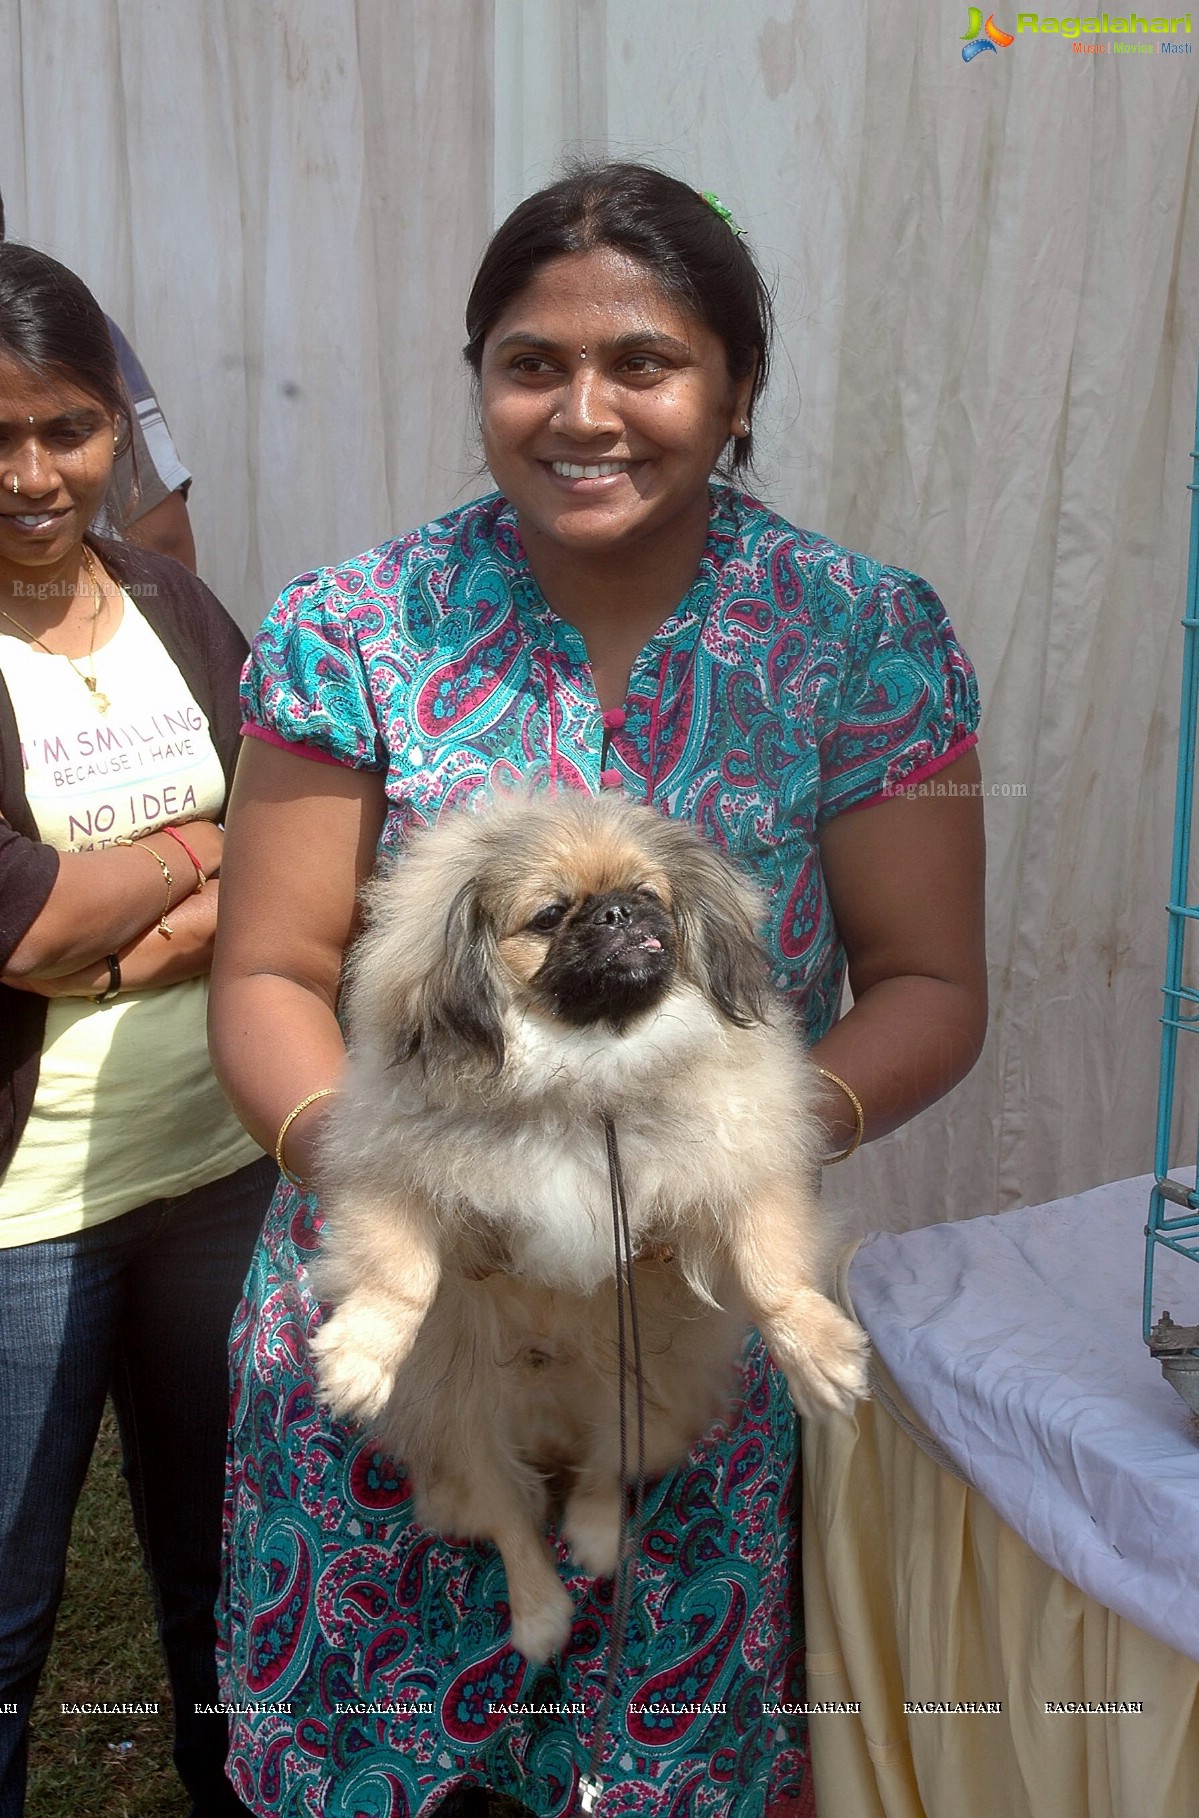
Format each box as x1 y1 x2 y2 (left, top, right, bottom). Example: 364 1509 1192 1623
534 890 677 1027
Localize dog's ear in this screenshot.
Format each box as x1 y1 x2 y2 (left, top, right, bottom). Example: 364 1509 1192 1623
399 879 507 1074
670 842 768 1028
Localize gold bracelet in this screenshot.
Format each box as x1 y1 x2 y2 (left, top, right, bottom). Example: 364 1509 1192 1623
816 1066 865 1164
275 1087 339 1186
116 835 176 937
140 845 176 937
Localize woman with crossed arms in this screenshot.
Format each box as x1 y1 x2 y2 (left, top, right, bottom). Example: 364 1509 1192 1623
0 242 268 1818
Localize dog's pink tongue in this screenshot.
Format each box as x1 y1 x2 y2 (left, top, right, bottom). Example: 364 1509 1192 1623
639 936 662 951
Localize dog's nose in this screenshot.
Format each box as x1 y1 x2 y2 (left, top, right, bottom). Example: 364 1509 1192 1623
580 891 643 929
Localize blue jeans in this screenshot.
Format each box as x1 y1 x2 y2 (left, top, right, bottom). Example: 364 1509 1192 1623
0 1154 274 1818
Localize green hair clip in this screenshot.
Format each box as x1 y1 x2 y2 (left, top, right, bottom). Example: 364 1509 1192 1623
699 190 744 237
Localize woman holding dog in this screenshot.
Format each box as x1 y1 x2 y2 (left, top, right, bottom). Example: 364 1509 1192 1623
0 243 271 1818
211 163 986 1818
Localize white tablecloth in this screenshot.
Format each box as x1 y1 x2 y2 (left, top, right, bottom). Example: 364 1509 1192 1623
845 1172 1199 1662
801 1176 1199 1818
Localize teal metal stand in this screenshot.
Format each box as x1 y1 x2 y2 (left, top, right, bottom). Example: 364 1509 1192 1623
1145 355 1199 1410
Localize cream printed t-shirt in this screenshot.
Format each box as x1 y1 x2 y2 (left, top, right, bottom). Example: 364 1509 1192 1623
0 592 261 1244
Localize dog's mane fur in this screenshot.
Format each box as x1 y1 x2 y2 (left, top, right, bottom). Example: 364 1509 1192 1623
309 792 867 1662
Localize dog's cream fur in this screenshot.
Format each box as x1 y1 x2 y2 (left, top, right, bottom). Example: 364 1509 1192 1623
310 793 868 1661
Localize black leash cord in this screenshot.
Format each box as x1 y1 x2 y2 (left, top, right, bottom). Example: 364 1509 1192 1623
579 1115 648 1813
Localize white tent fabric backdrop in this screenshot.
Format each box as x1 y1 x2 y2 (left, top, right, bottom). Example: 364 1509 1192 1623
2 0 1197 1236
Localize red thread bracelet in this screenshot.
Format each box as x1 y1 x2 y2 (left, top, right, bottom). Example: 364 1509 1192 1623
161 824 207 890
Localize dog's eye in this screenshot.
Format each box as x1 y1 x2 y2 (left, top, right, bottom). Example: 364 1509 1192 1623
528 902 568 933
635 884 662 903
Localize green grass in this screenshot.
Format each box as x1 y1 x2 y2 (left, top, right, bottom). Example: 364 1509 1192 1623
27 1403 178 1818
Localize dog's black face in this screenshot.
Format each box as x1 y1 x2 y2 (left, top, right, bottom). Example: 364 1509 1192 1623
530 886 678 1027
378 796 769 1079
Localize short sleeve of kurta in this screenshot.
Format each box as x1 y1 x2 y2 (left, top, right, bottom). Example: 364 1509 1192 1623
817 564 979 822
240 569 386 769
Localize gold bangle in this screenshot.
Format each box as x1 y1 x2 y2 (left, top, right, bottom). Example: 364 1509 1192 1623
816 1066 865 1165
117 835 176 937
275 1087 339 1186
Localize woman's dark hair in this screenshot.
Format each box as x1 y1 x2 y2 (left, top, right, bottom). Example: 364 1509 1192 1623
464 162 773 476
0 241 132 453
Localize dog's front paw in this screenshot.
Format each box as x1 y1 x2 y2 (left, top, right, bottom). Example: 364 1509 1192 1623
763 1291 870 1419
509 1578 576 1663
562 1489 623 1578
310 1296 419 1425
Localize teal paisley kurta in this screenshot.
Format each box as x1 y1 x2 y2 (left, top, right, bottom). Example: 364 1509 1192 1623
219 487 978 1818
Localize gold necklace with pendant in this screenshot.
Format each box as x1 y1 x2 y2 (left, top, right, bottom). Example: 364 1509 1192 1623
0 544 111 711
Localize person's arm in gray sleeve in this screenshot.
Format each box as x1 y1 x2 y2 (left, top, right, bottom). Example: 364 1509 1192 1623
101 315 197 570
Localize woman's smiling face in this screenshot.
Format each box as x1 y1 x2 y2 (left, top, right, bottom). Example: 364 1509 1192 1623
480 247 753 566
0 354 117 574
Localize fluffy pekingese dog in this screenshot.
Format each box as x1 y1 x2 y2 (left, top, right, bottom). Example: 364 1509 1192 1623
310 792 868 1661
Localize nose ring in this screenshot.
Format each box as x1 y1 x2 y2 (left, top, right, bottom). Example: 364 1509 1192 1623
9 474 17 496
